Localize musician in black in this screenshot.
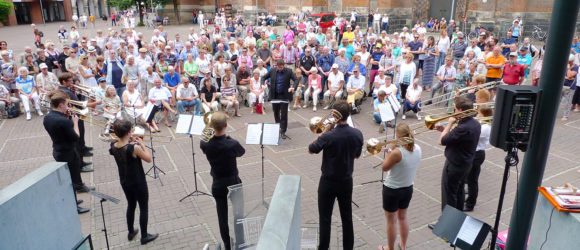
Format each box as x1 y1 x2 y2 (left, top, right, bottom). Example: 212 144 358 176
42 89 93 213
109 119 158 245
58 73 93 171
261 58 298 139
308 100 364 250
436 96 481 211
200 111 245 250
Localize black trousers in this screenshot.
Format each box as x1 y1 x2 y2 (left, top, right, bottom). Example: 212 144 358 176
441 160 471 211
54 149 83 188
146 105 162 123
122 183 149 238
465 150 485 208
212 176 244 250
78 120 86 153
318 177 354 250
272 102 289 133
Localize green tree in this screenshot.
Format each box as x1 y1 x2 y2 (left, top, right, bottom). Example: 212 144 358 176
0 0 13 24
108 0 171 24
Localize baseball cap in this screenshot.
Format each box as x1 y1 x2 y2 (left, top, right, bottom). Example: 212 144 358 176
165 45 171 49
98 77 106 82
39 63 48 69
509 52 517 57
90 38 96 42
352 67 359 72
71 43 79 49
458 34 465 39
519 46 528 51
375 44 382 48
479 32 486 36
331 63 339 69
139 48 147 53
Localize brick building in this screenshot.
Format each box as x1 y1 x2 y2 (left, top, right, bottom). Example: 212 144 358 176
158 0 556 38
4 0 110 26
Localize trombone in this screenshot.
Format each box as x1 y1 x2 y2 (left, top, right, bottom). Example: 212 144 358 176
99 126 174 143
69 100 88 108
474 101 495 109
421 81 499 110
365 137 414 156
309 109 342 134
200 112 214 143
412 109 478 135
72 84 97 101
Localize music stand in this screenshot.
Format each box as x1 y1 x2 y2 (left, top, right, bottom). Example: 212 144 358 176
88 190 120 250
362 94 399 186
176 114 212 201
143 103 166 184
432 205 491 249
246 123 280 209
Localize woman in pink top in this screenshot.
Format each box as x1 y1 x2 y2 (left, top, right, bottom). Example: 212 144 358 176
237 47 253 69
303 68 322 111
283 25 295 44
297 20 307 34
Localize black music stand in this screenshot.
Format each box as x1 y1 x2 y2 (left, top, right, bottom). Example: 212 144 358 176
432 205 491 249
143 103 166 184
88 190 120 250
176 115 212 201
246 123 280 209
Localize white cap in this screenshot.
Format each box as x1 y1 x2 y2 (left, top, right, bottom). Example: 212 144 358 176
331 63 339 69
570 54 575 61
39 63 48 69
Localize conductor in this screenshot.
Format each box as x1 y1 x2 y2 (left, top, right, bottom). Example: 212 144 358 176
200 111 245 250
308 100 364 250
261 58 298 139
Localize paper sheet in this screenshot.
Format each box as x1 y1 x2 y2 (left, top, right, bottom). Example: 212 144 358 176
378 103 395 122
175 115 193 134
347 116 354 127
143 102 155 121
189 115 206 135
262 123 280 145
270 99 290 104
387 94 401 113
454 216 483 245
246 123 263 145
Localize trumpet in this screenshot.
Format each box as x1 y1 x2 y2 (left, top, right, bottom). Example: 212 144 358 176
200 112 214 143
412 109 478 135
309 109 342 134
366 137 414 156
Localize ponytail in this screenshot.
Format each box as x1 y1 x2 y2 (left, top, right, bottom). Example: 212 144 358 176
395 123 415 151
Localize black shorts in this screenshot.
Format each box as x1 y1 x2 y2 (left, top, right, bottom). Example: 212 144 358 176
382 185 413 212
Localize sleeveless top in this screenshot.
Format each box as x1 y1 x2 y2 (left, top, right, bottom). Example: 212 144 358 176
109 143 147 187
383 144 422 189
126 89 143 107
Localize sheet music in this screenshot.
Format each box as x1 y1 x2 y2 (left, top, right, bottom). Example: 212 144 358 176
175 115 193 134
270 99 289 104
378 103 395 122
133 126 146 136
189 115 206 135
261 123 280 145
454 216 483 245
246 123 263 145
387 94 401 113
347 116 354 127
143 102 155 121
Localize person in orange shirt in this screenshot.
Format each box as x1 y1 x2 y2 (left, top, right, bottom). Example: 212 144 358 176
485 46 505 96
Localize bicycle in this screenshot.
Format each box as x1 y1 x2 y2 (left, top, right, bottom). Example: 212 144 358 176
531 25 548 42
468 25 495 40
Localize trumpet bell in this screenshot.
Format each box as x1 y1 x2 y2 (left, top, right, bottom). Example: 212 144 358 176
69 100 88 108
366 138 381 155
309 116 324 134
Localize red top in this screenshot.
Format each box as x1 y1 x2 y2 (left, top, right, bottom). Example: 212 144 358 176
502 63 525 85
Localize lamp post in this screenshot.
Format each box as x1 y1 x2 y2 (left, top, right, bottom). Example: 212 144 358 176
138 1 144 24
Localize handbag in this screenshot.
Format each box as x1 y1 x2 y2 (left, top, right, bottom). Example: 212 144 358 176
7 105 19 119
256 103 263 114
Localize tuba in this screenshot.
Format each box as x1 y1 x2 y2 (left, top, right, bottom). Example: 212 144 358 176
366 137 414 156
309 109 343 134
200 112 215 143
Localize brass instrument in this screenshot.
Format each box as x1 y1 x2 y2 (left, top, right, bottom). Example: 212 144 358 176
309 109 343 134
475 116 493 124
456 81 499 96
412 109 479 135
72 84 97 100
474 101 495 109
68 99 88 108
200 112 215 143
421 81 500 109
68 106 90 120
366 137 414 156
99 126 173 143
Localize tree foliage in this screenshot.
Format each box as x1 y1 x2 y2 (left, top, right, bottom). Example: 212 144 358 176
108 0 170 11
0 0 13 24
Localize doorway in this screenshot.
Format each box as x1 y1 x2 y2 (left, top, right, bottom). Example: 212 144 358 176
14 2 31 24
429 0 454 20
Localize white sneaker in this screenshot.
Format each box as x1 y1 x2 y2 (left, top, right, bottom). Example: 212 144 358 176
26 112 31 120
417 114 421 120
313 106 317 112
402 114 406 120
37 109 43 116
323 105 329 110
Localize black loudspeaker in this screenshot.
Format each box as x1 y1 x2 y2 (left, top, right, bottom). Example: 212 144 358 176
490 85 541 152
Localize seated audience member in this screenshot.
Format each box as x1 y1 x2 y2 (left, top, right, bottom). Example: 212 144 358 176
15 67 42 120
235 63 251 105
163 66 181 106
249 69 266 114
0 84 19 116
36 63 59 108
303 68 322 111
323 64 344 109
292 68 305 109
373 90 395 133
346 67 365 112
122 80 155 131
378 75 397 99
402 78 422 120
200 78 220 113
219 77 241 117
176 76 202 115
102 85 122 123
148 77 177 128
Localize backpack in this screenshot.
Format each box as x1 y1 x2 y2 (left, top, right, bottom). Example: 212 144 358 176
7 105 19 119
39 31 44 38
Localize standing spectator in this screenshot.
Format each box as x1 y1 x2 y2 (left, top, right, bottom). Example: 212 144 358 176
511 21 522 42
436 30 450 73
373 11 381 32
531 53 544 86
501 52 525 86
500 30 516 57
367 11 373 29
381 14 389 33
561 55 578 121
72 13 79 26
103 50 126 100
422 36 438 91
111 13 116 26
430 56 456 102
451 33 467 64
485 46 505 88
408 35 423 70
517 47 533 80
397 53 417 102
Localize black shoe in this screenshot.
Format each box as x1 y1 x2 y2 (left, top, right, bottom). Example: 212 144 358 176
425 100 432 105
76 199 83 205
128 229 139 241
83 151 93 157
81 166 94 172
280 133 288 140
83 146 94 152
141 233 158 245
82 161 92 167
75 185 95 193
428 223 435 230
77 206 90 214
464 206 474 212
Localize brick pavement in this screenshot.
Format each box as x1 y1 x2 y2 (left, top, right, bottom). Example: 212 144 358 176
1 22 579 250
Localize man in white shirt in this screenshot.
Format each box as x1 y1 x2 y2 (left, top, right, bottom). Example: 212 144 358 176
429 57 456 102
324 64 344 109
36 63 59 107
176 76 201 115
464 38 482 58
150 29 166 44
136 48 153 75
373 12 381 32
402 78 422 120
346 67 365 112
147 78 177 127
381 14 389 33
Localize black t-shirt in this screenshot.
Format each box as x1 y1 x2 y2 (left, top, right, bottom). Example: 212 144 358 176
43 110 79 154
201 85 216 102
109 143 147 187
300 55 315 76
200 135 245 179
441 117 481 167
